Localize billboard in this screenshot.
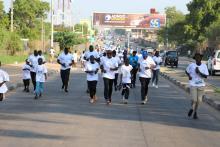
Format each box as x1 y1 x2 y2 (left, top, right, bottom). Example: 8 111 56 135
93 12 166 29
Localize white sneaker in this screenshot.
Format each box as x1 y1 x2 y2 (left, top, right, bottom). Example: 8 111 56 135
90 99 94 104
152 83 155 87
142 96 148 104
155 85 158 88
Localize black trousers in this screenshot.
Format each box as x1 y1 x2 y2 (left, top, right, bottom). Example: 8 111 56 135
114 73 119 88
23 79 30 89
152 69 160 85
139 77 151 101
122 83 130 99
88 81 97 99
103 78 114 102
0 93 3 101
60 68 71 90
131 68 138 86
30 72 36 90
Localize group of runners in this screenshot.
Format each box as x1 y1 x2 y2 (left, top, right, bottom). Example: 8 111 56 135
0 43 209 119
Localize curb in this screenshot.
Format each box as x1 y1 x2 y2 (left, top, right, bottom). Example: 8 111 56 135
160 72 220 111
7 70 58 92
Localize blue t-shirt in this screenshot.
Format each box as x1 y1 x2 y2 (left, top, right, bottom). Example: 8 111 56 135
129 55 139 68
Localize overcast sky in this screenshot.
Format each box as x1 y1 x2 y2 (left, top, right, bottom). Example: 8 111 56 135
3 0 191 23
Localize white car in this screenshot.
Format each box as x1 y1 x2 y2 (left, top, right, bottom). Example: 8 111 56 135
207 50 220 75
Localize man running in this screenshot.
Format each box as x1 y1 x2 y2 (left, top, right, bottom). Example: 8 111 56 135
138 50 156 104
152 51 162 88
129 50 139 88
84 45 100 62
28 50 39 91
57 47 74 93
85 55 100 103
186 52 209 119
112 50 122 91
100 49 118 105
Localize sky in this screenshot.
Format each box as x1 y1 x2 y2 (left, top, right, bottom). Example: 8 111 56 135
3 0 191 24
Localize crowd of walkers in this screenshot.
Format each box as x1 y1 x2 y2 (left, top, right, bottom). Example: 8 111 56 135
0 44 209 119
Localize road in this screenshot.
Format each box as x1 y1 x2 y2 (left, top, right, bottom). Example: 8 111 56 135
177 57 220 88
0 68 220 147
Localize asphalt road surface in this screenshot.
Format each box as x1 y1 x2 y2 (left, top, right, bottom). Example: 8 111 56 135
0 69 220 147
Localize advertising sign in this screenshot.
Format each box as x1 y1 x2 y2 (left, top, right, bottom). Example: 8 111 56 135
93 12 166 29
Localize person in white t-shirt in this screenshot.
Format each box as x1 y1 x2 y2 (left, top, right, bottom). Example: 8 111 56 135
0 61 10 101
152 51 163 88
38 50 46 64
138 50 156 104
186 53 209 119
112 50 122 91
120 58 133 104
57 47 74 93
84 45 100 62
73 51 78 67
22 59 31 92
28 50 39 91
85 55 100 104
100 49 119 105
34 58 47 99
49 48 55 63
80 51 86 68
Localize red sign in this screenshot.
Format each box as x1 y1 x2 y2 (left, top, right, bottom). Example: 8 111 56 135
93 12 166 29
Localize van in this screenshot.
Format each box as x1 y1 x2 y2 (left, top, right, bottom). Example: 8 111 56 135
207 50 220 75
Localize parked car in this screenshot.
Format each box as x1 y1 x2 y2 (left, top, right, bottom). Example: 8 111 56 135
164 51 178 68
207 50 220 75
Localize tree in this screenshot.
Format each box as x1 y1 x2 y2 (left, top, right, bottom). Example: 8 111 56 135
185 0 220 48
74 23 89 35
157 6 186 46
13 0 50 39
54 32 87 50
0 1 9 29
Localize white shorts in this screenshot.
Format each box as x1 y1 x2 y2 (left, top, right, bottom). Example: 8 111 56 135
190 87 204 102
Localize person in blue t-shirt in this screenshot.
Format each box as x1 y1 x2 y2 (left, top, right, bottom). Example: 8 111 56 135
129 50 139 88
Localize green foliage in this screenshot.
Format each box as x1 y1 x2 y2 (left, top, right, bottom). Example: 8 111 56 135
0 1 9 29
54 32 87 50
185 0 220 44
0 29 22 55
13 0 50 39
157 6 186 46
74 23 89 35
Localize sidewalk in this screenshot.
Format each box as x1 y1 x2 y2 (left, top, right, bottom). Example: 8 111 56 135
160 66 220 111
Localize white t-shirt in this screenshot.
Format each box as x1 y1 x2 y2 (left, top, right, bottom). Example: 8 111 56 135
84 51 100 60
0 69 10 93
120 65 133 83
38 55 46 63
22 64 31 80
35 65 47 82
138 56 156 78
58 52 74 70
186 63 209 87
28 55 39 72
73 53 78 63
153 56 162 70
85 62 100 81
113 56 122 74
100 57 118 79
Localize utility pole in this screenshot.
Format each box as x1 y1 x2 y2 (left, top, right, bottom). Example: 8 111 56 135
51 0 54 48
10 0 14 32
62 0 65 27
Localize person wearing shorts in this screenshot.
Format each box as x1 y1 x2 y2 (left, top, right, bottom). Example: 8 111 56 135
186 52 209 119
